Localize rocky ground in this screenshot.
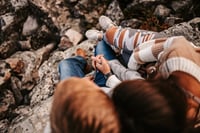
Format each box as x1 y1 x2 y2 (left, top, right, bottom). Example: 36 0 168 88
0 0 200 132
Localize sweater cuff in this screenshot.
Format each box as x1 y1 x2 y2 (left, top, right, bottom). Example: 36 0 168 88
160 57 200 82
106 75 121 89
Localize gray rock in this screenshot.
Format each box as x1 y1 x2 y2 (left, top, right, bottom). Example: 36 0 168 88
0 0 7 6
154 4 171 18
8 97 52 133
0 13 15 31
22 16 39 36
19 40 32 50
10 0 28 11
58 36 73 51
63 28 83 45
0 89 15 120
13 105 32 118
120 18 143 28
10 76 23 105
9 43 56 91
171 0 191 12
161 18 200 46
0 60 11 86
0 119 9 133
31 0 71 32
164 16 183 27
105 0 124 25
0 40 20 59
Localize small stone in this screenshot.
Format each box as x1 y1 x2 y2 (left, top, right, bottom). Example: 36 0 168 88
154 5 171 17
22 16 39 36
10 0 28 11
64 28 83 45
19 40 31 50
0 13 14 31
58 36 73 50
3 71 11 81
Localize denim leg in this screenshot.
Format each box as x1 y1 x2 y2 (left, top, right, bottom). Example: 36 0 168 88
94 40 117 87
121 50 132 67
58 56 87 81
94 40 117 60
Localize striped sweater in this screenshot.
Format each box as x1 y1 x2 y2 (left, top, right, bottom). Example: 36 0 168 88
128 36 200 82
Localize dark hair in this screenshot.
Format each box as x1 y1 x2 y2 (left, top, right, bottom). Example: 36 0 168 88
50 77 120 133
183 125 200 133
112 78 188 133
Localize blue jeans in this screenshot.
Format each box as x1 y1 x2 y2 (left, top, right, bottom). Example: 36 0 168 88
58 40 117 87
58 56 87 80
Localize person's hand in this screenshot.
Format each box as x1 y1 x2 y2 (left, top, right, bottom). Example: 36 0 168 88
91 55 103 69
91 55 111 75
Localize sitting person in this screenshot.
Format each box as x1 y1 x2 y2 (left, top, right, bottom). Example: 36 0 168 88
50 77 120 133
85 15 168 81
58 44 143 95
86 16 200 131
85 15 166 66
58 15 163 93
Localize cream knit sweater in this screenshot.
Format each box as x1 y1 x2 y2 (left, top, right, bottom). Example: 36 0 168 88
127 36 200 82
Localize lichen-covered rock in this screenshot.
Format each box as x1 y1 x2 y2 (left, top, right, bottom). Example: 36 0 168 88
161 18 200 46
10 0 28 11
0 13 15 31
63 28 83 45
0 119 9 133
0 41 20 59
0 60 11 86
8 97 52 133
0 89 15 120
104 0 124 25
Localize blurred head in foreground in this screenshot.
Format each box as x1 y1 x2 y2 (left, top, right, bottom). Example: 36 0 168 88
112 78 188 133
50 77 120 133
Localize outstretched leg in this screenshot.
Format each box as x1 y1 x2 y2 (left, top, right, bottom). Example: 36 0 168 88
58 49 88 80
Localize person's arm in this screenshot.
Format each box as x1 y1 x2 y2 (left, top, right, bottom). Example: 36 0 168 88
105 74 121 88
109 59 144 80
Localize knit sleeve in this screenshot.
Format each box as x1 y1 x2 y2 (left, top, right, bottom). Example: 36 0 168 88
127 38 167 70
105 75 121 89
158 36 200 81
108 59 144 80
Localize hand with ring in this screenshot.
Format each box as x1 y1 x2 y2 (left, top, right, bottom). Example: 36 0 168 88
91 55 111 75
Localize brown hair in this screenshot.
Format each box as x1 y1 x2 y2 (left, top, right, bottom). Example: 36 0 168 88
50 77 120 133
112 78 187 133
